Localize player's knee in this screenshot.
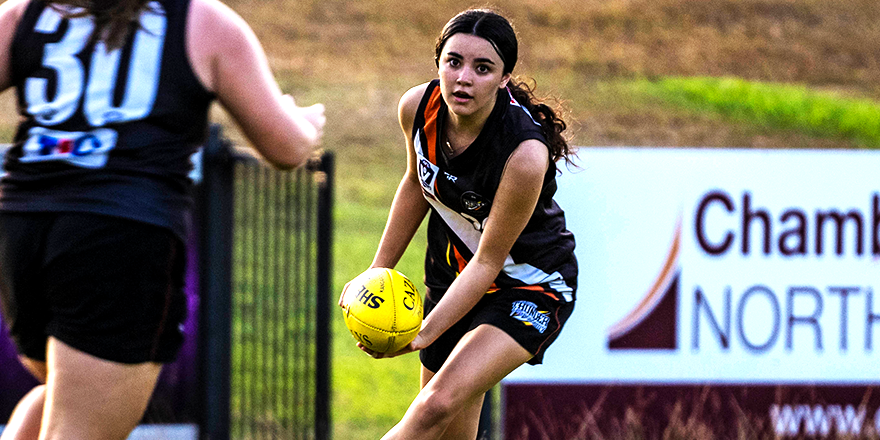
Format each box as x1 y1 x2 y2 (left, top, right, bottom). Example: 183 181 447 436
415 387 460 425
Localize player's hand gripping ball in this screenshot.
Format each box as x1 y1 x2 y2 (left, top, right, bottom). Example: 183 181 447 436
341 268 422 354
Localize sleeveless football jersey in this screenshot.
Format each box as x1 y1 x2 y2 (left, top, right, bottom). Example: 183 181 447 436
2 0 215 240
413 79 577 302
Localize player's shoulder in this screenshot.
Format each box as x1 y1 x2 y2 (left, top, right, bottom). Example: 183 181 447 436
0 0 30 22
0 0 31 92
188 0 250 39
399 83 431 112
398 82 431 130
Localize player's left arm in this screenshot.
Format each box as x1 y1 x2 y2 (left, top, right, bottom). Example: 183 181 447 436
410 138 549 350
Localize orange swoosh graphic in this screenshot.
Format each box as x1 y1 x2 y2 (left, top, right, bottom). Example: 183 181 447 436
607 217 682 340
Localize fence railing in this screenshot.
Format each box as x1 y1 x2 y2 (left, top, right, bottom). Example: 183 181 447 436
198 125 334 440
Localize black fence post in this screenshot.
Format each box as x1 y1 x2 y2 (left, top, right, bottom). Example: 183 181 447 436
312 151 335 440
479 390 493 440
197 125 234 440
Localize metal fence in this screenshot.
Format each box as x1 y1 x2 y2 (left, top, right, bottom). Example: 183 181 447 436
198 125 333 440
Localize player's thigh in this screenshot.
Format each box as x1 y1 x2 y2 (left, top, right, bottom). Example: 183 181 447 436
0 384 46 440
41 337 162 440
428 324 531 408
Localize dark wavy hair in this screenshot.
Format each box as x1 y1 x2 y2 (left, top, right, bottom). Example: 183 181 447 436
50 0 152 50
434 9 575 165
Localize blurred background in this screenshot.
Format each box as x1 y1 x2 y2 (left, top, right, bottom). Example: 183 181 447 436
0 0 877 438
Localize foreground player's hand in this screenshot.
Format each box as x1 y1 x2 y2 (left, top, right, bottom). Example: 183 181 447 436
298 103 326 136
281 95 326 139
358 334 429 359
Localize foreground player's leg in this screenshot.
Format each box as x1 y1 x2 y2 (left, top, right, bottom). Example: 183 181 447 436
382 324 531 440
40 337 162 440
414 365 486 440
0 384 45 440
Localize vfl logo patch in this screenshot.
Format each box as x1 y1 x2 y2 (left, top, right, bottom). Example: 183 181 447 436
22 127 118 168
418 157 439 198
511 300 550 334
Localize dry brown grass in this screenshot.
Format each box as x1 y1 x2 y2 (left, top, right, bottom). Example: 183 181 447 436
213 0 880 152
2 0 878 151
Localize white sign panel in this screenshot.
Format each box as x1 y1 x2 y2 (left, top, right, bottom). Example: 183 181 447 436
506 148 880 384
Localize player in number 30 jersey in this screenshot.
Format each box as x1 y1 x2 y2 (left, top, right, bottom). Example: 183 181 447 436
0 0 325 438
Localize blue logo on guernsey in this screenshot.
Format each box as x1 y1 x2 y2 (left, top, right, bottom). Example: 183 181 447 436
22 127 118 168
510 300 550 334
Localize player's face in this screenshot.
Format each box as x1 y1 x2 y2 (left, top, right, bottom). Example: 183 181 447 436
438 33 511 121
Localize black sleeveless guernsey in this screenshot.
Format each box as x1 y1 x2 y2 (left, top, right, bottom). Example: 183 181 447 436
412 79 577 302
2 0 215 240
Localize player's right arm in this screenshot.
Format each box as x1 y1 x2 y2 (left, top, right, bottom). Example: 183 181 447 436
186 0 324 170
0 0 29 93
369 83 431 270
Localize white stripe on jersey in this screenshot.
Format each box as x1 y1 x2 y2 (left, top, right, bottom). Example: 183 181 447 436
503 264 574 301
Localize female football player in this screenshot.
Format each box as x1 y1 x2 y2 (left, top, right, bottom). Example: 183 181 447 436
354 8 578 440
0 0 324 438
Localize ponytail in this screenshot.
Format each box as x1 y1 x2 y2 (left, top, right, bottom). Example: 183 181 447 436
50 0 152 50
507 78 576 166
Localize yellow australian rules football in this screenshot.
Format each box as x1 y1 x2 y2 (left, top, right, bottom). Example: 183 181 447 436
342 268 423 353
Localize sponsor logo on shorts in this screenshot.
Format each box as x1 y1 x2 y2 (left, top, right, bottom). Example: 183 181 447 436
511 300 550 334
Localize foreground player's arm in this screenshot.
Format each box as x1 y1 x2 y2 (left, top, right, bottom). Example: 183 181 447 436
369 84 432 269
187 0 324 170
0 0 28 93
410 139 548 349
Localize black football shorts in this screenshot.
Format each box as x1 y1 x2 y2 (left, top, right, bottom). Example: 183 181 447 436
0 212 187 364
420 286 575 373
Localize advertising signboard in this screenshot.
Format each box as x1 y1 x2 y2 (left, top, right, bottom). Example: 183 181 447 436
503 148 880 439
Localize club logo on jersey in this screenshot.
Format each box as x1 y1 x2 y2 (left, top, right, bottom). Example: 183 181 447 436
461 191 490 213
418 157 439 199
511 300 550 334
21 127 118 168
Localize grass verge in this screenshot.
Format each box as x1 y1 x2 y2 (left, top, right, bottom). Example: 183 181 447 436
629 76 880 148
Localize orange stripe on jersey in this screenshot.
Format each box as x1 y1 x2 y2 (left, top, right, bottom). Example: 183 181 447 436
449 241 467 274
423 86 443 165
446 240 500 295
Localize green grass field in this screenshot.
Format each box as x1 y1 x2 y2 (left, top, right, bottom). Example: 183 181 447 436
1 0 878 438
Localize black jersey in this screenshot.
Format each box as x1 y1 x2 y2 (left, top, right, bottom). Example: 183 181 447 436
413 80 577 302
1 0 215 240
